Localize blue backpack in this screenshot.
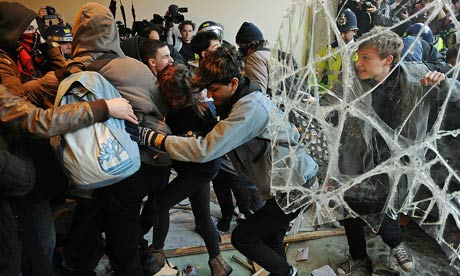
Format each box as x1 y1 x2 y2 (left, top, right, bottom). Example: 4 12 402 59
50 71 141 189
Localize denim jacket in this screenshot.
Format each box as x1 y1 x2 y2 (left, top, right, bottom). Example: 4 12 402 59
165 83 318 214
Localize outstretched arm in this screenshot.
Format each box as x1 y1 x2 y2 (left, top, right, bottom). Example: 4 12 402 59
0 85 136 137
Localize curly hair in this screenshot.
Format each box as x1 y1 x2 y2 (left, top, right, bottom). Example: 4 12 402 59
193 47 244 89
358 26 403 66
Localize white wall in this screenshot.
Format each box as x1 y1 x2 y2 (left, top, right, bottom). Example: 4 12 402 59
16 0 292 46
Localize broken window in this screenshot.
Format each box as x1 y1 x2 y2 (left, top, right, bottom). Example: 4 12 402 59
269 0 460 269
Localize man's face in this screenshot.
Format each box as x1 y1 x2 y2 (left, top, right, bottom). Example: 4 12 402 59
150 46 173 75
206 78 238 106
207 39 221 53
355 47 391 82
341 30 356 44
181 24 193 43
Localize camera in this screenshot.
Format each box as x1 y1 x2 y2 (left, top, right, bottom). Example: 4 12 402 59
164 4 188 29
44 6 57 20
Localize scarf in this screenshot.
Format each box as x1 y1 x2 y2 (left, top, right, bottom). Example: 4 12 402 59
17 32 45 79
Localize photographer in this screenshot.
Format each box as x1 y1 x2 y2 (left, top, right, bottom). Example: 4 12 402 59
373 0 412 35
37 6 71 35
166 20 196 61
163 5 189 47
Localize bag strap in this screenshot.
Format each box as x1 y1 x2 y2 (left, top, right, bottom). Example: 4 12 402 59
55 52 119 81
85 52 119 72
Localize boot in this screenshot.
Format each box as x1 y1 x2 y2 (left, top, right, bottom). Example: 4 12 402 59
208 254 233 276
216 216 232 232
148 246 165 268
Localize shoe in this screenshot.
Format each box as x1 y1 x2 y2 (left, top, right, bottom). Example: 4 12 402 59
141 252 163 276
208 254 233 276
217 216 232 232
289 266 298 276
148 247 165 268
337 256 372 276
182 264 198 276
391 243 415 272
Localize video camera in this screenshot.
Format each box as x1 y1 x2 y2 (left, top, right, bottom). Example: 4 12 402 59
164 4 188 29
44 6 57 20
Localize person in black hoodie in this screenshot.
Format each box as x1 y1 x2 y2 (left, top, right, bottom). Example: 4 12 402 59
146 63 230 275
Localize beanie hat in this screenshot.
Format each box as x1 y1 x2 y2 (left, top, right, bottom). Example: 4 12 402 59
235 22 264 44
0 2 37 55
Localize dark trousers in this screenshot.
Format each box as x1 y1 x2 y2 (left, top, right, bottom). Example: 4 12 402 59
343 214 403 260
63 164 168 276
213 169 263 218
231 198 299 276
21 196 55 276
151 159 221 258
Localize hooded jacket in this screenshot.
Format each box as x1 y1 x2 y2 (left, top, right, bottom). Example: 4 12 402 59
0 2 65 85
66 2 170 165
0 2 36 56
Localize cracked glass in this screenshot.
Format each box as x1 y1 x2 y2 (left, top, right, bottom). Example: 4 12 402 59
269 0 460 269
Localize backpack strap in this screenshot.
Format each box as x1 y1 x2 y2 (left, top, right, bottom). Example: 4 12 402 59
85 52 119 72
55 52 119 81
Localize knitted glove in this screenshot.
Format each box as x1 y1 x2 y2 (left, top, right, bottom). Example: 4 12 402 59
125 121 167 149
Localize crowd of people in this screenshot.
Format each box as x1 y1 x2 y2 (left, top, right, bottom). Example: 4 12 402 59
0 1 458 276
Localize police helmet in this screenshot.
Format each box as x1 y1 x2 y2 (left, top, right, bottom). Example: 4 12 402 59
406 23 433 44
337 9 358 33
197 21 224 40
44 25 72 43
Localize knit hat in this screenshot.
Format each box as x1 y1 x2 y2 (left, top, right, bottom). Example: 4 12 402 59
235 22 264 44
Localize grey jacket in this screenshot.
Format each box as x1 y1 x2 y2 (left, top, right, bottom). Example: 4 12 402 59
245 49 271 93
165 88 318 213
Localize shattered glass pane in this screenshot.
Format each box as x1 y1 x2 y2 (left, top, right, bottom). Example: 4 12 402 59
269 0 460 270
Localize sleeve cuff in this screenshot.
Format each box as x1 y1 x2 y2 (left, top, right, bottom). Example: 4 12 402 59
160 136 167 151
88 99 110 122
